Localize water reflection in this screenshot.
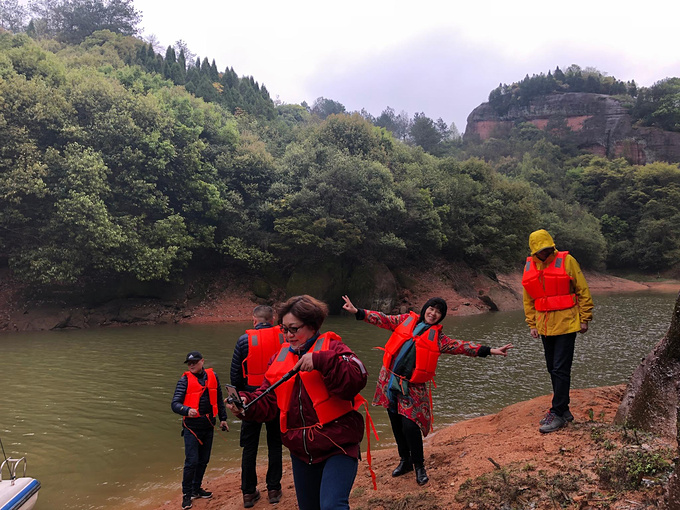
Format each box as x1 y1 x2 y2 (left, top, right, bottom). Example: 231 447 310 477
0 292 675 509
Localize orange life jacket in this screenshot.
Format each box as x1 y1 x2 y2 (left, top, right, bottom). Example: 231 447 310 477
182 368 218 417
243 326 285 387
381 311 442 384
265 332 358 433
522 250 578 311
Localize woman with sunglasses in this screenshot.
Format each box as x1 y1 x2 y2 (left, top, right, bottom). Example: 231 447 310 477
342 295 512 486
226 295 368 510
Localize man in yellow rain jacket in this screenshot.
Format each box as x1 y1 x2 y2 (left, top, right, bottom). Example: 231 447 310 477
522 229 593 433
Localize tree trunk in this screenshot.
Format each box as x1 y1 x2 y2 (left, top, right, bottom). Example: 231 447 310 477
613 291 680 508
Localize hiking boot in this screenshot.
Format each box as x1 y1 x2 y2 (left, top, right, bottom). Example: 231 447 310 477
192 488 213 499
391 459 413 477
268 489 282 504
415 464 429 486
539 412 567 433
243 489 261 508
539 409 574 425
181 494 193 509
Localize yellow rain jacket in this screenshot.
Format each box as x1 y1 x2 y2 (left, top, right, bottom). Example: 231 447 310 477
522 229 593 336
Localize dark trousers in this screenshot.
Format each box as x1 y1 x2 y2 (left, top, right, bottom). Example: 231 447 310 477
182 426 214 496
542 332 577 417
387 409 424 466
290 453 358 510
240 418 283 494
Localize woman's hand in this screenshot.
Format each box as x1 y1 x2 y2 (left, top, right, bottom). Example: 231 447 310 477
225 395 248 416
490 343 514 357
342 295 358 314
294 352 315 372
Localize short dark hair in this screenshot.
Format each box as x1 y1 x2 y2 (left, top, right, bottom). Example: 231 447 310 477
252 305 274 323
419 297 448 325
277 295 328 332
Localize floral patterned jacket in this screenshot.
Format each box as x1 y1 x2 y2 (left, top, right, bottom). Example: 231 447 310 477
357 309 490 436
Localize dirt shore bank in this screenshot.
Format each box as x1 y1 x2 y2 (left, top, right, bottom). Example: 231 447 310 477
181 270 680 325
152 385 674 510
1 265 678 331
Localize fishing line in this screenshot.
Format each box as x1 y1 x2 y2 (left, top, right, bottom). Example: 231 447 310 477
0 436 12 479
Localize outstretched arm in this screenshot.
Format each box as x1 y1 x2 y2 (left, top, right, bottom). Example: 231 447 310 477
490 343 514 357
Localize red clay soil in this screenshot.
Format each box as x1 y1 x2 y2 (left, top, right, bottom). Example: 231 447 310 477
152 385 674 510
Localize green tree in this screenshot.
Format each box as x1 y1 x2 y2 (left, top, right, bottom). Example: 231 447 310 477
310 96 346 119
0 0 28 32
54 0 140 44
410 112 442 154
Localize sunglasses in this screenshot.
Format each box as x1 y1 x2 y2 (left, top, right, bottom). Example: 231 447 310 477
281 324 304 335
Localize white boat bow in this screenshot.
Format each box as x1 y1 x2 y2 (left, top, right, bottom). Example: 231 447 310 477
0 458 41 510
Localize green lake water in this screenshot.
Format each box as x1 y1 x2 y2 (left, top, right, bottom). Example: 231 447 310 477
0 292 676 509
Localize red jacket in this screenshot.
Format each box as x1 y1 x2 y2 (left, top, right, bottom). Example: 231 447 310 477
183 368 219 418
266 332 359 433
243 326 285 387
522 251 577 311
241 332 367 464
382 311 442 384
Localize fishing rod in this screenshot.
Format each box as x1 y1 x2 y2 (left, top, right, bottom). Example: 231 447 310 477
0 437 12 480
226 367 300 412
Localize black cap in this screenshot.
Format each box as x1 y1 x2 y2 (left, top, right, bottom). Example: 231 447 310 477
184 351 203 363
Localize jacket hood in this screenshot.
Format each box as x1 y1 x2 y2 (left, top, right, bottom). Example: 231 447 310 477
529 229 556 255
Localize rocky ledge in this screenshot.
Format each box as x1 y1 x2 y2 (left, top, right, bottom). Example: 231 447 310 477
464 92 680 165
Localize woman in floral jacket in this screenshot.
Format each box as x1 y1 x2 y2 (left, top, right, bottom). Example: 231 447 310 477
342 295 512 486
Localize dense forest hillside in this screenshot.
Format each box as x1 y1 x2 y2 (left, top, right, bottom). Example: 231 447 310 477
1 7 680 314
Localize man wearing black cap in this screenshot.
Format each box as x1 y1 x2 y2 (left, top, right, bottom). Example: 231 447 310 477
172 351 229 510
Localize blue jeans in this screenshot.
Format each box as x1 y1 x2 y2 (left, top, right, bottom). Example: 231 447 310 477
240 418 283 494
290 453 358 510
542 332 576 417
182 426 214 496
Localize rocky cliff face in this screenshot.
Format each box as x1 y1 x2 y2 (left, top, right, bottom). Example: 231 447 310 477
464 92 680 164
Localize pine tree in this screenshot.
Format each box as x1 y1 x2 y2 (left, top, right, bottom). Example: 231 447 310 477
165 45 176 64
209 59 219 82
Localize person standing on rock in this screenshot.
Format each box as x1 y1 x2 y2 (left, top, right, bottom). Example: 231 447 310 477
230 305 284 508
522 229 593 434
341 295 512 486
171 351 229 510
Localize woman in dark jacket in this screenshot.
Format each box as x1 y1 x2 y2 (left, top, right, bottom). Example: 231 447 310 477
227 295 368 510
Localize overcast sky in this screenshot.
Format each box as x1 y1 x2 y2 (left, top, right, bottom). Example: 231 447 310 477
133 0 680 134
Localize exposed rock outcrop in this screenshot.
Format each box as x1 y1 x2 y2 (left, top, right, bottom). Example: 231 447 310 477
464 92 680 164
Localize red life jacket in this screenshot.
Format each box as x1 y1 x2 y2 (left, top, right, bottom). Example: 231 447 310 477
243 326 285 387
522 250 578 311
182 368 218 417
265 332 358 433
381 311 442 384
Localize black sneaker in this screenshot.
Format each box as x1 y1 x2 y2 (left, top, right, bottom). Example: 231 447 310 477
181 494 193 509
539 412 567 433
540 409 574 425
192 488 213 499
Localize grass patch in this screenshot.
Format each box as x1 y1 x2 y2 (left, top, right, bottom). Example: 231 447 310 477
455 467 581 509
455 423 675 509
595 447 674 491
